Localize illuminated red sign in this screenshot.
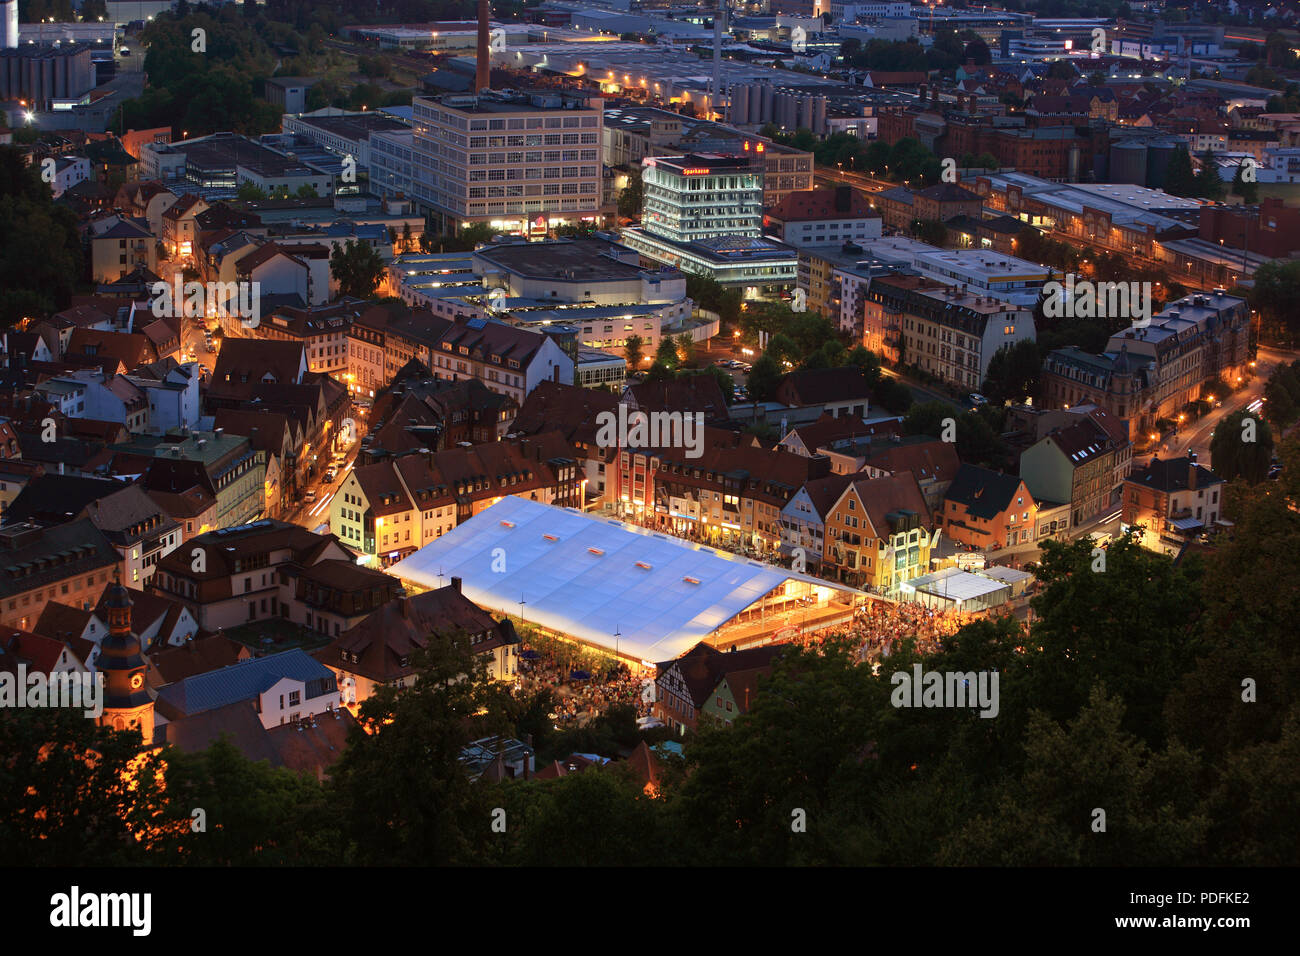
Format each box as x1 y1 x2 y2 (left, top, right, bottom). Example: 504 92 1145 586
681 168 711 175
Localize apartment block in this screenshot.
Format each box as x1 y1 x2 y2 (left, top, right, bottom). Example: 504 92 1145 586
331 433 582 566
1041 291 1251 443
868 273 1036 392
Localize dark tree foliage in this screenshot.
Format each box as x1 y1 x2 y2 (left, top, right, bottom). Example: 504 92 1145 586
0 708 175 865
0 147 83 328
1210 409 1275 484
329 239 386 299
982 339 1044 405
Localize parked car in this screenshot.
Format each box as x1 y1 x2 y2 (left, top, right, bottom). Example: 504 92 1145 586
304 490 317 503
324 466 338 483
968 392 988 407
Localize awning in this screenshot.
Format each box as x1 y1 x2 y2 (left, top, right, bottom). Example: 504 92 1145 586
1170 517 1203 532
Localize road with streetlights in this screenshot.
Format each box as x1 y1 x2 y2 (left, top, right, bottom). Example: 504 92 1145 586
1134 345 1296 470
814 169 895 193
879 366 964 410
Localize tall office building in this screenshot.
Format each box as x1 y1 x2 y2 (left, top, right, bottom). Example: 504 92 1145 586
641 154 764 245
411 90 605 236
621 153 797 296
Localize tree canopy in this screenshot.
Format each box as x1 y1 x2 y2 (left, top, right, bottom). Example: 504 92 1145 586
330 239 386 300
0 146 83 329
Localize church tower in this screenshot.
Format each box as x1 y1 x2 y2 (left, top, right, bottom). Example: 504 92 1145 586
97 577 154 745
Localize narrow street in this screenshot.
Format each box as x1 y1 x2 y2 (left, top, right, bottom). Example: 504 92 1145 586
1137 345 1295 469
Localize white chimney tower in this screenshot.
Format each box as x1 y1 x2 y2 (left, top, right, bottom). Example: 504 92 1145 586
1 0 18 51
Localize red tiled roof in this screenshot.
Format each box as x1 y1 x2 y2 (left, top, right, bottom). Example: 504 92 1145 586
768 187 878 223
842 471 930 537
316 584 506 685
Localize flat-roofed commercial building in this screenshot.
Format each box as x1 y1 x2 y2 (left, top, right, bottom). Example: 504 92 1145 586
639 153 763 244
281 109 410 171
141 132 332 199
412 90 605 235
370 129 415 202
576 346 627 390
620 153 796 295
973 171 1204 262
342 21 539 52
387 237 708 353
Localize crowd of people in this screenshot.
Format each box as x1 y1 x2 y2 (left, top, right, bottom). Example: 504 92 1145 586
790 599 976 664
613 511 774 561
515 642 653 727
508 599 976 727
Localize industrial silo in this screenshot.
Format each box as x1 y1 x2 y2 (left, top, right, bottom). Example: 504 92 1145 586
800 96 814 130
760 83 774 124
731 84 750 125
813 96 827 136
1146 140 1177 190
781 94 799 131
747 84 763 125
1109 140 1148 186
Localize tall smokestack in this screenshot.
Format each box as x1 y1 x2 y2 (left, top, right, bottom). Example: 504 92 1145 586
1 0 18 51
712 5 722 122
476 0 491 93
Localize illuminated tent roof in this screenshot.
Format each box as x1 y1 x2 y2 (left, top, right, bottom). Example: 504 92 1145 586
899 567 1010 606
387 497 858 662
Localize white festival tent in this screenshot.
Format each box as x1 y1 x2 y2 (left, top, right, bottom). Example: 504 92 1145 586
387 496 861 663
